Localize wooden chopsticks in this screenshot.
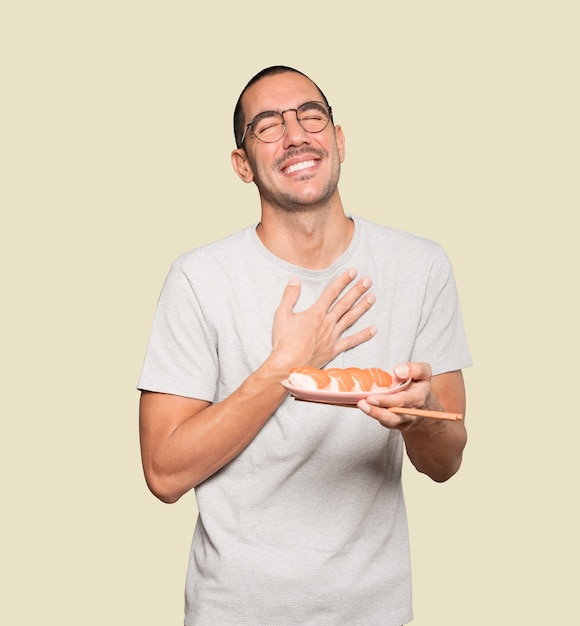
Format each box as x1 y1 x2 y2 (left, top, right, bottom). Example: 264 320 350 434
387 407 463 421
295 396 463 420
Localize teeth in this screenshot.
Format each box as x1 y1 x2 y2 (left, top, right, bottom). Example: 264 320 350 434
285 159 316 174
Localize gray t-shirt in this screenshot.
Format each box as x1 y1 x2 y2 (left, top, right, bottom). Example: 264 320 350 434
138 215 472 625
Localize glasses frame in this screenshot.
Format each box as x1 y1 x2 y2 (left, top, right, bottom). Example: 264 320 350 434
240 101 333 146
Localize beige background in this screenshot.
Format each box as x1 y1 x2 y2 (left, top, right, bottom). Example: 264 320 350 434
2 1 578 624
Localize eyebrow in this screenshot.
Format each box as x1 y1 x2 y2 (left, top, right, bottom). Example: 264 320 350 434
249 109 281 125
248 101 328 127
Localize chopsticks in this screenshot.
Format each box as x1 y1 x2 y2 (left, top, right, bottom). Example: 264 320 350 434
387 407 463 421
294 397 463 420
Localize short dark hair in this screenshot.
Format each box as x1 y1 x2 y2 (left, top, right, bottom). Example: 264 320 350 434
233 65 332 149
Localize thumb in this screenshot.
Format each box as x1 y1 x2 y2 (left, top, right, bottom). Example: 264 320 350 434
394 362 432 381
277 277 301 315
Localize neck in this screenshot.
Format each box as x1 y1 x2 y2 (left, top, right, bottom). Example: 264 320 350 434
256 199 354 270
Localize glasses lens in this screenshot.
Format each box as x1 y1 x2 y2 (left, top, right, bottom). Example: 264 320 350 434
297 102 330 133
251 112 285 143
248 102 331 143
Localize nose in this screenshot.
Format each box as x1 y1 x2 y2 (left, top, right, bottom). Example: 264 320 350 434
281 109 310 148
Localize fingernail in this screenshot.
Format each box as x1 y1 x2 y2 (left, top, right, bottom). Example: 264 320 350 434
362 277 372 288
348 268 357 279
394 364 409 378
367 293 376 304
358 399 370 412
288 276 300 286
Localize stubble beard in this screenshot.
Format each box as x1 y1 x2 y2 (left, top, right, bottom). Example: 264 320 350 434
252 147 341 214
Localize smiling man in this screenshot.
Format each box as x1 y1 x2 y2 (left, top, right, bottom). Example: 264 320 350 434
232 76 343 215
138 66 472 625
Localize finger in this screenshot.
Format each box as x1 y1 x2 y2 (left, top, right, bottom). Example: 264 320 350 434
314 269 358 312
357 399 412 428
274 278 302 327
334 290 376 333
329 276 373 320
334 324 377 354
394 362 432 382
276 277 302 316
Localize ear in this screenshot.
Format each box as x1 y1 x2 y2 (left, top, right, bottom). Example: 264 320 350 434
334 124 346 163
231 148 255 183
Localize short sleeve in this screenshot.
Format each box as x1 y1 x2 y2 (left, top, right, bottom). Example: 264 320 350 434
411 246 472 374
137 263 219 401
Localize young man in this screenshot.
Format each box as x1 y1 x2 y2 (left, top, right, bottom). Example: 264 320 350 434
138 66 472 625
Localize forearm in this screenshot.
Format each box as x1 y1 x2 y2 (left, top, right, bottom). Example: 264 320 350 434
401 407 467 482
140 357 289 503
402 370 468 481
177 373 286 486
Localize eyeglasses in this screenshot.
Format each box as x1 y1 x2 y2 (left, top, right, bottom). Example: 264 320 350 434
240 101 332 145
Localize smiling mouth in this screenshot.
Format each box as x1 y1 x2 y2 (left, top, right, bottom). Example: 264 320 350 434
283 159 317 175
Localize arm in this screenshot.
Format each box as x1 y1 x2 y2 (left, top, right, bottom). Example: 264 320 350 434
140 269 377 503
358 363 467 482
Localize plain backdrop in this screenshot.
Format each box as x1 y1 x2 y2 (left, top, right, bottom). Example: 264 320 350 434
2 2 578 624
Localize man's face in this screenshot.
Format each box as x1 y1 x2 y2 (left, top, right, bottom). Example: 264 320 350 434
233 72 345 212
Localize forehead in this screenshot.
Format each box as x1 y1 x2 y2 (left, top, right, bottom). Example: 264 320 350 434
242 72 324 121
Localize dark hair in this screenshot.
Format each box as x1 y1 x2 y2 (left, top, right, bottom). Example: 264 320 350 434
233 65 332 149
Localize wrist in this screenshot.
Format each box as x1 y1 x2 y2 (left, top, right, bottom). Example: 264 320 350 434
258 353 296 387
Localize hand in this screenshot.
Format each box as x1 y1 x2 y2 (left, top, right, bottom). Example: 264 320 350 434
358 362 435 430
271 268 377 370
359 365 468 481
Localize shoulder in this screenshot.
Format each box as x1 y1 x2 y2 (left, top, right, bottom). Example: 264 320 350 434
170 224 258 275
352 215 446 261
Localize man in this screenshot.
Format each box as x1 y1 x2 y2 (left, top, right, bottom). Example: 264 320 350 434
138 65 472 625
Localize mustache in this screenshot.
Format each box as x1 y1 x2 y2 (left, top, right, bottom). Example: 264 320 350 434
274 146 328 169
